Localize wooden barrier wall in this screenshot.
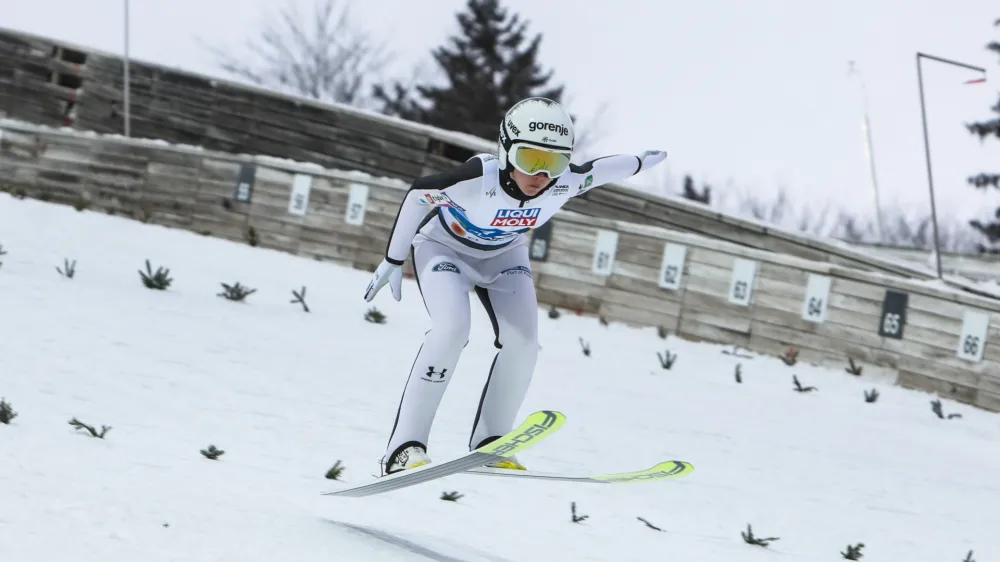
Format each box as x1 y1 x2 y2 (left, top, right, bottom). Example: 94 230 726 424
2 119 999 413
0 26 973 286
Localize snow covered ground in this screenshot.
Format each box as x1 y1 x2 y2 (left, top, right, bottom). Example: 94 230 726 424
1 192 998 561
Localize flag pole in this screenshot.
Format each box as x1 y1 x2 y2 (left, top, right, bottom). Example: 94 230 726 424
848 61 883 243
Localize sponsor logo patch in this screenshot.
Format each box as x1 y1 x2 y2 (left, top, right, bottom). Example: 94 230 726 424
528 122 569 136
501 266 532 278
432 261 461 274
552 185 570 196
491 208 541 227
506 119 521 136
420 192 464 210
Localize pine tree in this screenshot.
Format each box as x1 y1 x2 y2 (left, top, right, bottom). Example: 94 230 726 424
967 18 1000 253
373 0 564 140
680 175 711 204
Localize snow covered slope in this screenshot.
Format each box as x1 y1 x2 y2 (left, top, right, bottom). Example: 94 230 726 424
1 192 997 562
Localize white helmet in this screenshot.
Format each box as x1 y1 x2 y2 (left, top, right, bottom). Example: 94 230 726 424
498 98 575 178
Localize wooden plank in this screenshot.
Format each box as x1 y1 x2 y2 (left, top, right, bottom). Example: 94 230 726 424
679 307 751 334
748 318 886 366
535 286 600 315
976 390 1000 413
597 301 680 332
896 370 977 405
598 285 682 317
677 316 751 347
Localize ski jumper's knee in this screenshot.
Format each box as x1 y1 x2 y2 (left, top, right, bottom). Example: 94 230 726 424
425 314 471 350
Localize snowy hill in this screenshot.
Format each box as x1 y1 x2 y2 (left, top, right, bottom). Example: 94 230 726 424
1 192 997 562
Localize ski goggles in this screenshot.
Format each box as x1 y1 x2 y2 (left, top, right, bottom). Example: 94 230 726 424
509 144 572 178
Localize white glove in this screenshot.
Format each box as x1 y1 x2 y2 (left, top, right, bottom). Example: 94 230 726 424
364 259 403 302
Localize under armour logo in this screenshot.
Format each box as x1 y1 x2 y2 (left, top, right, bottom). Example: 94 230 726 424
425 366 447 380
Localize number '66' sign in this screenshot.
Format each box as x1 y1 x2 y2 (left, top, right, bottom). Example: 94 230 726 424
956 310 990 363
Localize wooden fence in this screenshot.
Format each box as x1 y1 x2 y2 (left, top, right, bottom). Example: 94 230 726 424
850 243 1000 284
2 25 981 287
2 119 998 413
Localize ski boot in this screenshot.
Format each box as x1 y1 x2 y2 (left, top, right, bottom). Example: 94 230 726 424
383 442 431 475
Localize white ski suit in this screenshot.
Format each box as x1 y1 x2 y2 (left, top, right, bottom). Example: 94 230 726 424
380 149 667 464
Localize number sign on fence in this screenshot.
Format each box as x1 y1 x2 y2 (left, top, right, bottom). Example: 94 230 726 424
728 258 757 307
878 290 908 339
658 243 687 291
345 183 369 226
957 310 990 362
591 229 619 276
801 274 832 323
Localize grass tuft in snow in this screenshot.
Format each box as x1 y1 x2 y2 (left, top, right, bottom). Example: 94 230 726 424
364 307 386 324
56 258 77 279
734 363 743 383
841 542 865 560
69 417 111 439
245 226 259 247
290 286 310 312
200 445 225 460
657 325 668 339
931 399 962 420
139 259 172 290
0 398 17 424
570 502 588 523
547 305 560 319
741 523 779 547
793 375 817 393
579 337 591 357
0 243 6 268
324 460 344 480
864 389 879 403
440 491 463 502
846 357 864 376
964 549 976 562
657 350 677 370
218 282 257 302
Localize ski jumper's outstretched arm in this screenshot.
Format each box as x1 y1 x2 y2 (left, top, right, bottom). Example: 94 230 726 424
383 157 484 264
571 150 667 197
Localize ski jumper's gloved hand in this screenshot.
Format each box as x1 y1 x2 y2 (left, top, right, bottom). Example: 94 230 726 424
364 259 403 302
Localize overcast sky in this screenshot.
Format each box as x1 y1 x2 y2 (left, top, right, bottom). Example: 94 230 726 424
4 0 999 228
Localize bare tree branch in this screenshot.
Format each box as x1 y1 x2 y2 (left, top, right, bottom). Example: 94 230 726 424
572 100 611 162
713 182 980 252
203 0 392 107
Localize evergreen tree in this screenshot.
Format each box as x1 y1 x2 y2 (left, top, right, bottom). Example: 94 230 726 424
373 0 564 141
680 175 711 204
967 18 1000 253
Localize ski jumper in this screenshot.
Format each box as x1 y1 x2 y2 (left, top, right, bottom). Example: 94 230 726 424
381 149 667 464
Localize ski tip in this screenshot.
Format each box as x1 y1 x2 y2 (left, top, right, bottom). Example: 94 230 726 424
594 460 694 483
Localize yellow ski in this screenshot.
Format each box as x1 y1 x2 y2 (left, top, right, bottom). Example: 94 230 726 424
323 410 566 497
464 460 693 484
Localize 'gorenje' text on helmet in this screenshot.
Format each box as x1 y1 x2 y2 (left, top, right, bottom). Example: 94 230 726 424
497 98 575 198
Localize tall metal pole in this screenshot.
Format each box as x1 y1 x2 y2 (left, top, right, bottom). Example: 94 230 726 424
915 52 986 279
850 62 884 243
123 0 131 137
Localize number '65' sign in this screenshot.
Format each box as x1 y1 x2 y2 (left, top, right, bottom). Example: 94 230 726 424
878 290 908 339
